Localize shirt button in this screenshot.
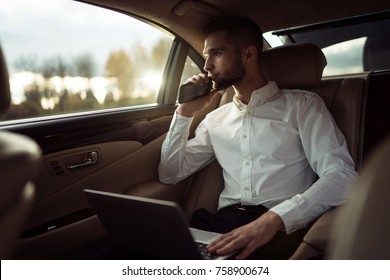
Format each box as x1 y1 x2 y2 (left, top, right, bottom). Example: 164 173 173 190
244 187 250 191
243 134 247 139
245 161 250 166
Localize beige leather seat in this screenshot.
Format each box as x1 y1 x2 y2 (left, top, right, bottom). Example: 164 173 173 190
0 45 41 259
180 43 366 259
328 136 390 259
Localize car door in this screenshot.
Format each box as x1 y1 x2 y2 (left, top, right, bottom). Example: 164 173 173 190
0 0 203 259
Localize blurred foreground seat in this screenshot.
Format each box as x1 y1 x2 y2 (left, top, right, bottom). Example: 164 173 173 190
0 44 41 259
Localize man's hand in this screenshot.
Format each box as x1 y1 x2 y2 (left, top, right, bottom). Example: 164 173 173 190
207 211 284 259
176 73 219 117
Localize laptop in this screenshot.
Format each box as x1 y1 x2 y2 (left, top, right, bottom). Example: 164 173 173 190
83 189 234 260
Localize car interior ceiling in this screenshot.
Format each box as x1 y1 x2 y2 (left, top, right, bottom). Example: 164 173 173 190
82 0 390 53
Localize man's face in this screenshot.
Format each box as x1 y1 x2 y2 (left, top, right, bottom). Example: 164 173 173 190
203 30 245 90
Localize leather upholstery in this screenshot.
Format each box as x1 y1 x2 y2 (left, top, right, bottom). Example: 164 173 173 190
328 136 390 259
262 43 327 88
0 135 41 259
0 45 42 259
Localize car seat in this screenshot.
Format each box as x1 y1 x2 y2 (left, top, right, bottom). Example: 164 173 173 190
328 136 390 259
0 45 41 259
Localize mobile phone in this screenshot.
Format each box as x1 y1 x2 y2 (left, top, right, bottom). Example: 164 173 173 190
178 80 213 103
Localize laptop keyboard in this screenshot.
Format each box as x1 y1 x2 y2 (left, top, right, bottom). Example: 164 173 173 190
196 242 219 260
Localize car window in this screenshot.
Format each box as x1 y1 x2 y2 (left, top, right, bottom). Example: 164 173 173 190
264 12 390 77
321 37 367 76
0 0 174 122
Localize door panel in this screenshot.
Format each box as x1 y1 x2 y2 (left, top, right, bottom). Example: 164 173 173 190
12 115 189 259
16 215 106 259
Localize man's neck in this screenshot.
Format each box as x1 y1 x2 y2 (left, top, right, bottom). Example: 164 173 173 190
233 77 268 104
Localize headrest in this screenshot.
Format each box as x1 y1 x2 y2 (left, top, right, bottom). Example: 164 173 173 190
0 45 11 115
262 43 327 89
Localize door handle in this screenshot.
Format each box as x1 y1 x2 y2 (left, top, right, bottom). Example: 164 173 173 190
66 151 99 171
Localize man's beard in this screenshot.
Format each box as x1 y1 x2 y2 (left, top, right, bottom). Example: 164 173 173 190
213 59 245 90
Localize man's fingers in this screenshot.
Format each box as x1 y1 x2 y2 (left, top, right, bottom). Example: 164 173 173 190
185 73 209 85
208 234 232 251
208 231 250 256
211 232 257 259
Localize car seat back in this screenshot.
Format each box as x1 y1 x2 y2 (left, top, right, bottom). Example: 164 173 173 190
0 45 41 259
328 136 390 259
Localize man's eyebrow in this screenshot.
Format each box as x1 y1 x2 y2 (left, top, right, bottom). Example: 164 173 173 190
203 47 225 56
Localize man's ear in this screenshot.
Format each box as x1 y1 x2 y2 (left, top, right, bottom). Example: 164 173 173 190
243 46 258 63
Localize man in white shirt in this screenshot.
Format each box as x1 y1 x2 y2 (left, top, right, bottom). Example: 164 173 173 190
158 16 357 259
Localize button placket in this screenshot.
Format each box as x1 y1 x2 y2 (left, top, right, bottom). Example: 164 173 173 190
240 109 253 204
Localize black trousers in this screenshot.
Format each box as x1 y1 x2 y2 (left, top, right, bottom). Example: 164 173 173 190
190 205 307 259
191 204 269 234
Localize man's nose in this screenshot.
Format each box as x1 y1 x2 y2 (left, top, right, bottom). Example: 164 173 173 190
203 58 214 72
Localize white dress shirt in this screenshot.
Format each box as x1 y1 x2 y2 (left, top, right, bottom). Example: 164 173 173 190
158 81 358 233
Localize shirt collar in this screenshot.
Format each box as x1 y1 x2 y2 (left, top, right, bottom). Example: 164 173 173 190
233 81 280 111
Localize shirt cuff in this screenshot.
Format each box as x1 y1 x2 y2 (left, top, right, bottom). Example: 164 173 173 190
270 194 331 234
270 202 300 234
269 195 312 234
169 111 193 133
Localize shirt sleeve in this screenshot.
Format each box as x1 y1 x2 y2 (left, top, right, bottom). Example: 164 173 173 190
270 92 358 234
158 112 215 185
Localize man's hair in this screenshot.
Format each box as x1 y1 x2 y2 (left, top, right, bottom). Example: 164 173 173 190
203 16 263 56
